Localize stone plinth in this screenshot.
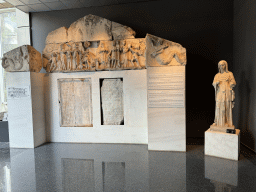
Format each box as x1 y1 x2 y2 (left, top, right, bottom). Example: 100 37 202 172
205 128 240 161
7 72 46 148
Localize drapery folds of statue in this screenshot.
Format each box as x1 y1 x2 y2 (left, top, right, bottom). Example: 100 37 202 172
212 60 236 127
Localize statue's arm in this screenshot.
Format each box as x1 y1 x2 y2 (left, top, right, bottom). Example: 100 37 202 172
229 72 236 89
212 74 219 89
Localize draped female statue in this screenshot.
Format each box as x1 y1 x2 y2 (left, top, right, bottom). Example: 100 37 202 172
212 60 236 128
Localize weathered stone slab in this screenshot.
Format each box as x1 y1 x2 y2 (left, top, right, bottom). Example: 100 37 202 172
101 79 124 125
68 14 112 42
45 27 68 45
58 78 93 127
45 15 137 45
146 34 186 67
2 45 42 72
112 22 136 40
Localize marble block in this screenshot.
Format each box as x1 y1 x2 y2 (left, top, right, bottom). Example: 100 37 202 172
7 72 46 148
205 128 240 161
147 66 186 151
2 45 42 72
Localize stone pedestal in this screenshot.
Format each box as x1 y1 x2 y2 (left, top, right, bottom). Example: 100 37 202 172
7 72 46 148
205 128 240 160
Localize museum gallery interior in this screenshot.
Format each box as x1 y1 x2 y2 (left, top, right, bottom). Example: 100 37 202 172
0 0 256 191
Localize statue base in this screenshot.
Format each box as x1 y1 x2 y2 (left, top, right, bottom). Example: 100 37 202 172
205 128 240 161
210 124 235 133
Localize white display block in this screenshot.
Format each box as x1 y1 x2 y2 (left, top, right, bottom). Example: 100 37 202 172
7 72 46 148
44 70 148 144
147 66 186 151
205 155 238 186
205 128 240 160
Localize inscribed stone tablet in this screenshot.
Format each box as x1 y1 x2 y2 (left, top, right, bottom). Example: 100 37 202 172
58 78 92 127
101 79 124 125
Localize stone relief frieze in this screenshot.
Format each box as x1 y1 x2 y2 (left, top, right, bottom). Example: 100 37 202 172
43 39 146 72
146 34 187 67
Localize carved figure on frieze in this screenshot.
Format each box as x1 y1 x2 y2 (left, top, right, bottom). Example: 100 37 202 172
97 42 110 70
130 42 143 69
60 52 67 71
82 41 91 50
77 52 83 70
65 51 72 71
80 51 96 71
72 50 78 70
210 60 236 132
81 51 90 70
49 52 57 72
115 40 121 68
111 40 121 68
56 52 62 71
121 40 132 68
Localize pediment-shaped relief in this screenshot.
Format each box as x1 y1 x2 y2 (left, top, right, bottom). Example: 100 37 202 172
1 14 185 73
146 34 186 66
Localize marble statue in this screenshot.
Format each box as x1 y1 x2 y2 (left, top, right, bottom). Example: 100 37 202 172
211 60 236 132
1 45 42 72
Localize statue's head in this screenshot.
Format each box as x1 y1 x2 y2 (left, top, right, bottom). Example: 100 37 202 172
218 60 228 73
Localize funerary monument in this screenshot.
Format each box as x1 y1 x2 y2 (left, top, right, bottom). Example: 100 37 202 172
3 14 186 151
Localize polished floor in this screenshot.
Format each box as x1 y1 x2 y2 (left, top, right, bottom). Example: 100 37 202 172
0 141 256 192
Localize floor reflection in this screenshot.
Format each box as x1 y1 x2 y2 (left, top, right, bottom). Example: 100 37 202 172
102 162 125 192
149 151 186 192
0 162 11 192
0 143 255 191
62 159 95 192
210 180 235 192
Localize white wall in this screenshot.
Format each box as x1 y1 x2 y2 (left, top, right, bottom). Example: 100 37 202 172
44 69 148 144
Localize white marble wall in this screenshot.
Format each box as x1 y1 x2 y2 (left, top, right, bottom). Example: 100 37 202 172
7 72 46 148
147 66 186 151
44 70 148 144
